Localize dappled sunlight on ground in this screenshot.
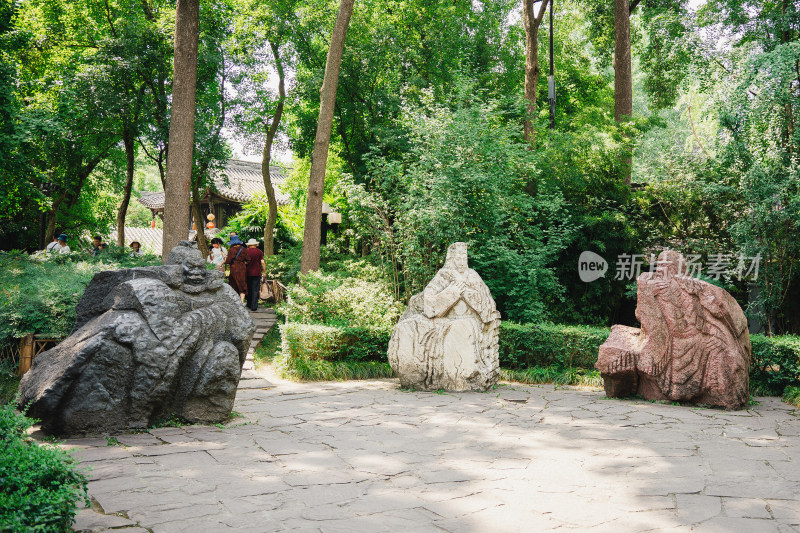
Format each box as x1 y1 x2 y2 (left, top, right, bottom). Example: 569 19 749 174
58 377 800 532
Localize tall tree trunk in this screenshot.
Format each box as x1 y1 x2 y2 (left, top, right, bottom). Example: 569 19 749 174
262 39 285 257
614 0 633 185
116 124 136 247
162 0 199 260
523 0 550 144
300 0 355 274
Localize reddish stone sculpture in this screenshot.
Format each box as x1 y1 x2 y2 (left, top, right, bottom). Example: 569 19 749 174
596 250 751 409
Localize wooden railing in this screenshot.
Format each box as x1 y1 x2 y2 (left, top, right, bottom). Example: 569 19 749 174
17 334 63 376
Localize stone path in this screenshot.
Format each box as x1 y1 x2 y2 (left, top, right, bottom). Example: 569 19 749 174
242 307 278 371
235 307 277 391
62 377 800 533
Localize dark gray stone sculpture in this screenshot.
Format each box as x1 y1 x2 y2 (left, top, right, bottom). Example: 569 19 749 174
18 242 255 436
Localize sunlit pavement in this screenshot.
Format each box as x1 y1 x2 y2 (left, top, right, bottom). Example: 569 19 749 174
62 376 800 533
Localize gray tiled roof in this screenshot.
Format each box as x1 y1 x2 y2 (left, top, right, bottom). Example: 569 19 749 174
108 227 165 255
109 227 223 257
136 160 291 211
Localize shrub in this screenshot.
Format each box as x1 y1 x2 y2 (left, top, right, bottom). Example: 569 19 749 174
285 270 402 330
783 386 800 408
280 323 391 363
0 360 18 406
750 334 800 396
499 322 610 370
262 244 303 285
0 402 89 531
0 250 161 348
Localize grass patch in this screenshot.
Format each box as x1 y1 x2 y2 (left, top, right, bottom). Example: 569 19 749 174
148 414 189 429
500 365 603 388
783 386 800 408
253 325 282 369
274 350 394 382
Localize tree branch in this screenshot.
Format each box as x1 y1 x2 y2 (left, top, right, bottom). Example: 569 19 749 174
629 0 641 14
104 0 118 38
535 0 550 28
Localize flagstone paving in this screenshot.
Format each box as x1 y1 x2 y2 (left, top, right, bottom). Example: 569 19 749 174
61 374 800 533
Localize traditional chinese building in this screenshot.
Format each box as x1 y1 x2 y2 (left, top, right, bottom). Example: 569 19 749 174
136 159 291 229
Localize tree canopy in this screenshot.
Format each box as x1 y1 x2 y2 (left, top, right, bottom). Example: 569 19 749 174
1 0 798 332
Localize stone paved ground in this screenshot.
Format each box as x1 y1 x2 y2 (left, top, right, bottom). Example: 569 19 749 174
61 374 800 533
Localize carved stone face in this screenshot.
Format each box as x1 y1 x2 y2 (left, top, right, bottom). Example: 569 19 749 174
655 250 686 279
182 257 207 285
445 243 469 274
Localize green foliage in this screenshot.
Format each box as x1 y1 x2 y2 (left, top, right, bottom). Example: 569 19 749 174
750 334 800 397
0 360 18 406
149 414 189 429
285 269 402 330
274 347 393 382
0 249 160 347
263 244 303 285
783 386 800 409
359 83 575 322
279 257 400 376
500 366 603 388
0 402 89 532
286 0 522 173
536 122 645 325
220 194 299 252
499 322 610 370
721 43 800 334
280 322 391 363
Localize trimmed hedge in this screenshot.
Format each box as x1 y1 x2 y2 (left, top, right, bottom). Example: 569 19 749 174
499 322 610 370
279 319 800 396
280 322 392 362
0 404 89 531
750 334 800 396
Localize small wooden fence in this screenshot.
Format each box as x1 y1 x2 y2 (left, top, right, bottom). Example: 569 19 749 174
261 278 288 303
0 334 63 376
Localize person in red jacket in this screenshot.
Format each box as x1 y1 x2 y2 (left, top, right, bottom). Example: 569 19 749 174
225 236 248 304
244 238 266 311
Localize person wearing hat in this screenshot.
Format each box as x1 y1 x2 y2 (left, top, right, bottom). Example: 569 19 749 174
244 238 266 311
45 235 60 252
224 235 248 303
56 234 71 254
129 241 143 257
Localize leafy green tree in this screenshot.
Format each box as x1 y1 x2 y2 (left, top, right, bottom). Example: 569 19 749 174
354 83 576 321
227 0 298 255
0 0 35 223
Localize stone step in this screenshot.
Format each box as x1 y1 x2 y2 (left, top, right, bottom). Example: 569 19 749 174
242 360 254 370
237 378 273 389
239 369 262 380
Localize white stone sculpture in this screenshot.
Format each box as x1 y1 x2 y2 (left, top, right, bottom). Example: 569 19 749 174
388 242 501 391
